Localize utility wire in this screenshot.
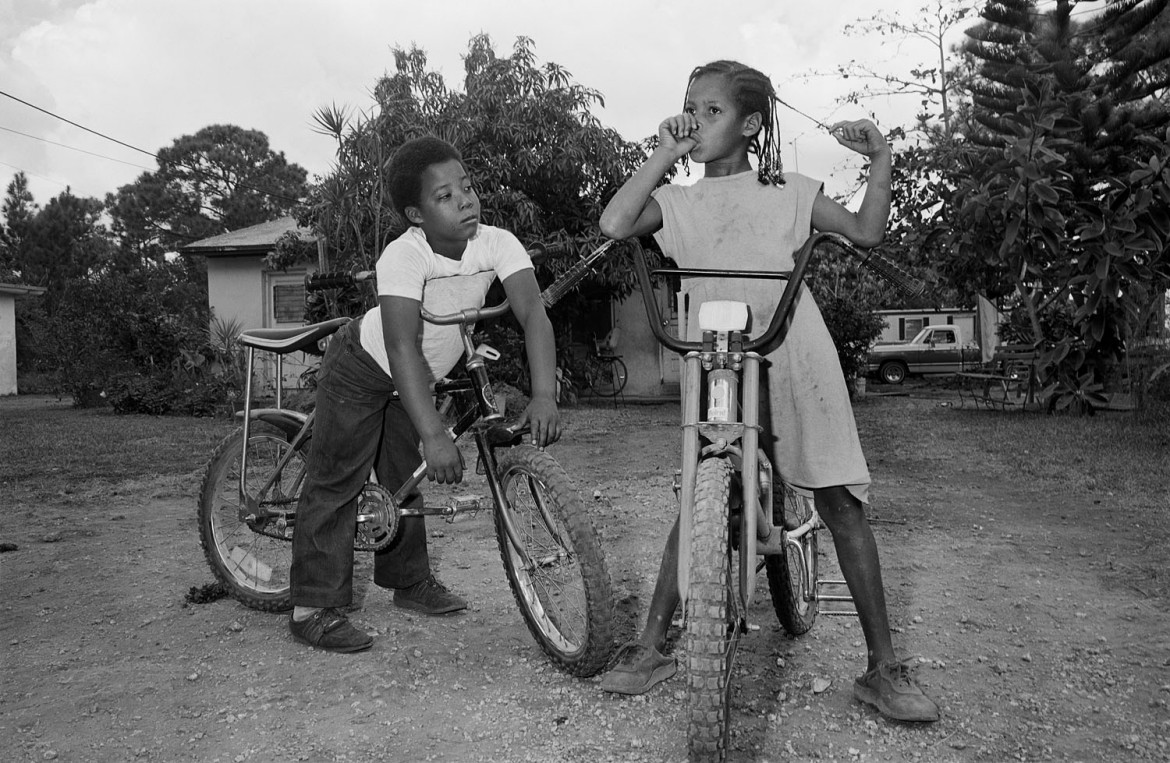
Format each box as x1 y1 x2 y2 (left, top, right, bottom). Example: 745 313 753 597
1 125 155 171
0 88 305 205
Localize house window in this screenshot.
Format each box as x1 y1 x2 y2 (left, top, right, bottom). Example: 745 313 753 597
272 283 305 324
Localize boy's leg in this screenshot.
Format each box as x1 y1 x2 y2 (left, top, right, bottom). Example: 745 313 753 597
600 518 680 694
288 323 389 652
816 486 938 722
371 398 466 615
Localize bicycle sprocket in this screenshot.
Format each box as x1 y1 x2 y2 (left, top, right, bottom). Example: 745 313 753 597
354 483 399 552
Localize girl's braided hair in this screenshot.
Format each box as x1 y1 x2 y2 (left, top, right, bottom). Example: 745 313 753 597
685 60 785 185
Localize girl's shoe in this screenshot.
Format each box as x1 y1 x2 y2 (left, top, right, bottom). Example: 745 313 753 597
599 642 676 695
853 660 940 722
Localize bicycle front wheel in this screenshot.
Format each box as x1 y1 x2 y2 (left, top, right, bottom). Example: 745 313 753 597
586 356 628 397
494 446 616 677
687 457 737 762
197 423 306 611
764 482 819 635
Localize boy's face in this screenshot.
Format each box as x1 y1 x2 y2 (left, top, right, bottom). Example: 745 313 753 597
406 158 480 257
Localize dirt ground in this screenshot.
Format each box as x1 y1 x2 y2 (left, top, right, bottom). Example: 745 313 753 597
2 391 1169 763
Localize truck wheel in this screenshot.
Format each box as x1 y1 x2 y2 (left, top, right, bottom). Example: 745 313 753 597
879 361 908 385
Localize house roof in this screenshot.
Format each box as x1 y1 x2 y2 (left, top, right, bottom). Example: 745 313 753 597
0 283 46 297
180 216 316 256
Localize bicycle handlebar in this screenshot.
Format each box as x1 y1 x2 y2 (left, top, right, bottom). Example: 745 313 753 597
304 247 555 326
630 231 925 355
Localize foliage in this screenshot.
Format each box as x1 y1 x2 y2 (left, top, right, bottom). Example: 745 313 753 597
806 243 888 396
297 35 647 347
106 124 310 257
24 259 213 409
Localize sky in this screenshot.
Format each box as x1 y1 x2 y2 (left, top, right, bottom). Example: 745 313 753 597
1 0 983 212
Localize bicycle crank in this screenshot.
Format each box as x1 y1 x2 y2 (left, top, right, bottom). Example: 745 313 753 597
354 483 399 552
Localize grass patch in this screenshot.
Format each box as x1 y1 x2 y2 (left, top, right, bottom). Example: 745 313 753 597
0 398 234 507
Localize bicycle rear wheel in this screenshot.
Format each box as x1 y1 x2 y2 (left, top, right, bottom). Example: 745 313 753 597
197 423 305 611
764 482 819 635
493 446 616 677
586 356 628 397
687 457 737 762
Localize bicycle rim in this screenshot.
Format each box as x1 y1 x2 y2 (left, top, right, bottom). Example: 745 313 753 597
686 457 738 761
764 482 819 635
197 425 302 611
494 446 615 677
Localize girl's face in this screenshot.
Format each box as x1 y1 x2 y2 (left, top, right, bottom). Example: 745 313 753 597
406 158 480 259
683 74 759 171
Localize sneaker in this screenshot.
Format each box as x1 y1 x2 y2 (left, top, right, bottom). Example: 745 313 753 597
288 608 374 653
599 642 677 695
392 575 467 615
853 660 940 722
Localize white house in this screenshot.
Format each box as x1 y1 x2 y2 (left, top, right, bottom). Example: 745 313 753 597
181 217 318 393
0 282 46 396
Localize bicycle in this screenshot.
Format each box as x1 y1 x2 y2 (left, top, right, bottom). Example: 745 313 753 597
582 329 628 398
626 231 923 760
197 242 620 677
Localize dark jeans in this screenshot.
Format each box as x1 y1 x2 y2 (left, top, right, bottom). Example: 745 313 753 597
290 318 430 608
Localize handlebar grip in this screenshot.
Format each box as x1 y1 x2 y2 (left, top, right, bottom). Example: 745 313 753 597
305 270 375 292
853 250 925 298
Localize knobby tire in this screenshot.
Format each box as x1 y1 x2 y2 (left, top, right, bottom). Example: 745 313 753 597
686 457 736 762
493 446 616 677
764 482 819 635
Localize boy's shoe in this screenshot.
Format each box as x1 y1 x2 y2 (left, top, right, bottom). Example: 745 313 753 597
599 642 677 695
393 575 467 615
853 660 940 722
288 608 374 653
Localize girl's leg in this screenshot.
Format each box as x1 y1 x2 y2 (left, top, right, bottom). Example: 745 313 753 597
638 517 681 651
813 485 895 670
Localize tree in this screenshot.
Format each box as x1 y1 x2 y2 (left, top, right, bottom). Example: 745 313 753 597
107 124 309 258
947 0 1170 407
293 36 647 331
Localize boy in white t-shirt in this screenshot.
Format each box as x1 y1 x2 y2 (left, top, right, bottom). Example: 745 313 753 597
289 136 561 653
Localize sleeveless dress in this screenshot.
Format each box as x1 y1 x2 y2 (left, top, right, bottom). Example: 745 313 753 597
652 171 870 503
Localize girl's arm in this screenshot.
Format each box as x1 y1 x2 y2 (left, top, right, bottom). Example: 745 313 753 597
599 115 699 240
380 295 464 484
501 268 561 448
811 119 892 249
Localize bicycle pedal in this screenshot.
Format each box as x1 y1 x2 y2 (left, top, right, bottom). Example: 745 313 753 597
816 579 858 616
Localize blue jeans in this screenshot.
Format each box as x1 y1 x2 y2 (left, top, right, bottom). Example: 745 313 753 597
290 318 431 608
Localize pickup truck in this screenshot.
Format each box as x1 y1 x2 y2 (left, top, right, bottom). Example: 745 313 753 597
866 325 981 384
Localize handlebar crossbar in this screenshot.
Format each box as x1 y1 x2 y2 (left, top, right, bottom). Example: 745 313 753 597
630 231 924 355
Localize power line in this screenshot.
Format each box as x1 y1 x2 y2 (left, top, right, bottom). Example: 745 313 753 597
0 88 305 205
0 89 156 158
0 125 155 171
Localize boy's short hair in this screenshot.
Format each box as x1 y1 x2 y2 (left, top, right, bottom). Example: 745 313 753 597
387 136 465 221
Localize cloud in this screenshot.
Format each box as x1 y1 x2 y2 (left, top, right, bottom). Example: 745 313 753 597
1 0 946 206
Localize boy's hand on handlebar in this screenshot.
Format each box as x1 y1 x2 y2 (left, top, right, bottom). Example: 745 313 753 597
829 119 889 158
517 396 561 450
422 434 463 484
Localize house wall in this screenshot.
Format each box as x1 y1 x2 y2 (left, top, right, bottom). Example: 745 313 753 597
610 286 681 399
0 293 16 395
206 255 317 394
876 309 977 344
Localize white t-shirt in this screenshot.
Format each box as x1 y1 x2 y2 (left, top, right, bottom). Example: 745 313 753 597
359 224 533 380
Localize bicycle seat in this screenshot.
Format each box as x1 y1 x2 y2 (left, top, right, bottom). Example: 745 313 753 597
238 317 351 354
698 301 750 332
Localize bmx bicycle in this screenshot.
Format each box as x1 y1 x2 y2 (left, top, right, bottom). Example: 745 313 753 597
626 231 923 759
197 242 619 676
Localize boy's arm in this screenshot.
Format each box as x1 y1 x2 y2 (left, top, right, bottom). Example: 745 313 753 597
501 269 561 448
599 114 697 240
811 119 892 249
380 295 463 484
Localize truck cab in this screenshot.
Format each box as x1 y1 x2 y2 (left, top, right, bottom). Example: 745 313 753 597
866 325 978 384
